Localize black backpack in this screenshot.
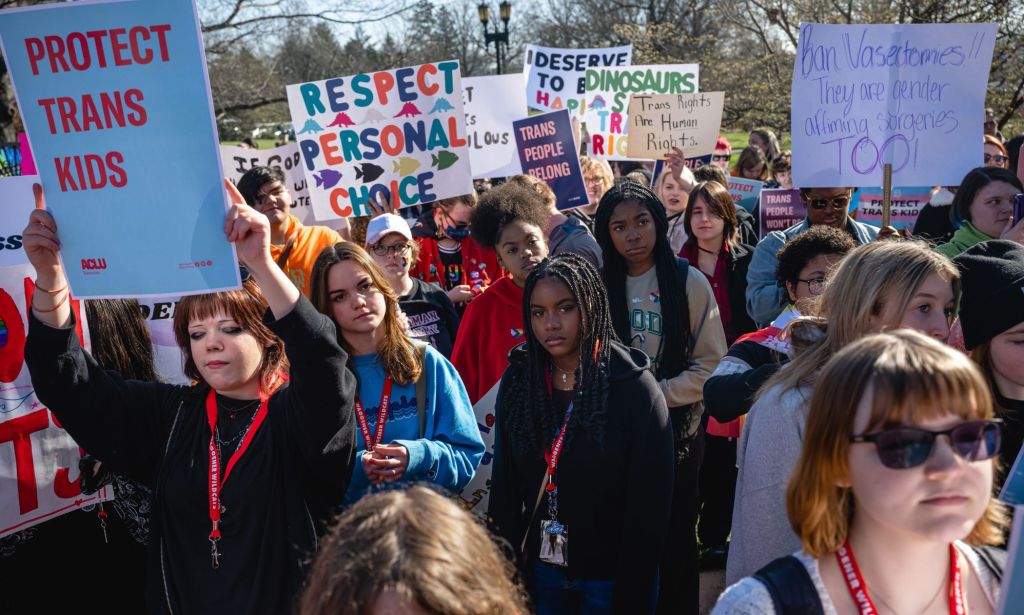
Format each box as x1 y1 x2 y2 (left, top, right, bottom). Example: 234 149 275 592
752 546 1005 614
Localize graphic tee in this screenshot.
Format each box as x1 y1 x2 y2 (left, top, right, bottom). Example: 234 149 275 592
625 266 663 372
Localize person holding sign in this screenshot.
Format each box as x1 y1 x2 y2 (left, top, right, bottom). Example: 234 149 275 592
22 182 358 614
657 147 696 254
936 167 1024 258
745 187 879 325
308 242 483 505
236 165 344 298
715 330 1006 614
451 182 551 404
594 180 727 614
487 253 673 615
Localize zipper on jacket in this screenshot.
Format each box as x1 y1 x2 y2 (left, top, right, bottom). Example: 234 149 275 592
160 539 175 614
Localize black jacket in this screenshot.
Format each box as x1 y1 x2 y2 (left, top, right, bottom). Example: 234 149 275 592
724 242 757 344
25 298 357 615
487 341 674 614
703 338 787 424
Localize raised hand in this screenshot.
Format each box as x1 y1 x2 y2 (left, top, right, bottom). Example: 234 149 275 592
22 184 63 285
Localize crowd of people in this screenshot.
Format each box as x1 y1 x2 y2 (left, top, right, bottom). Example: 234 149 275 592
3 121 1023 615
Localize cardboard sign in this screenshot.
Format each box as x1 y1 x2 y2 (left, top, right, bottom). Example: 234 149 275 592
462 74 526 179
0 0 241 298
791 23 997 188
582 64 700 160
286 61 473 219
759 189 807 237
513 110 588 211
849 186 932 230
0 263 112 538
0 177 38 268
728 177 764 213
625 91 723 160
456 381 499 517
524 44 632 113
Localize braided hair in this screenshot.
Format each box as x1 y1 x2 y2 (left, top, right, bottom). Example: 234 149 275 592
594 180 693 380
502 253 618 454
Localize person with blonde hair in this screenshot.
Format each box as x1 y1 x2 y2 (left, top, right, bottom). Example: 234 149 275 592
578 156 615 219
299 485 529 615
715 330 1006 613
656 146 696 253
727 240 960 583
309 242 484 505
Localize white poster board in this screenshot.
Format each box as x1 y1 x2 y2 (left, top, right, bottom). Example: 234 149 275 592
0 176 37 268
457 381 500 517
524 44 632 113
462 74 526 179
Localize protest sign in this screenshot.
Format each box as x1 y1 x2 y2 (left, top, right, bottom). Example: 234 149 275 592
729 177 764 213
513 110 588 211
0 177 37 267
0 0 241 298
135 295 189 385
462 74 526 179
998 506 1024 615
524 44 632 114
1000 445 1024 506
457 381 499 517
849 186 932 229
286 61 473 219
625 91 723 160
582 64 700 160
651 155 712 188
791 23 997 188
0 263 112 538
18 133 35 175
759 189 807 237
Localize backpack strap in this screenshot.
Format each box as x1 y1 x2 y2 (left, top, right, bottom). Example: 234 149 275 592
415 342 428 439
970 544 1005 583
752 555 825 615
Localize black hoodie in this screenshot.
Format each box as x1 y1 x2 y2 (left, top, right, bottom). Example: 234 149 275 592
487 341 674 613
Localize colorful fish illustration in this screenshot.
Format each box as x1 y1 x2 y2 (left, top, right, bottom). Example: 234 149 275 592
354 163 385 183
314 169 343 189
327 112 355 128
431 150 459 171
428 98 455 114
360 109 386 122
393 157 421 176
394 102 423 118
296 119 324 134
587 95 607 110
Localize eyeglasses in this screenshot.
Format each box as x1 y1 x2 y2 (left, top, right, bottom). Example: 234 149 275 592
797 277 827 295
371 242 411 256
850 419 1002 469
584 177 605 188
984 153 1009 166
711 154 731 162
807 196 851 210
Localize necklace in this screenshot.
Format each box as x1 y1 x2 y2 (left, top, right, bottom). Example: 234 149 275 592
219 398 261 421
552 364 576 388
697 245 720 256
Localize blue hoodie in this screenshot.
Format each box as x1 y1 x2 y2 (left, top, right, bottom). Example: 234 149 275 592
344 344 485 504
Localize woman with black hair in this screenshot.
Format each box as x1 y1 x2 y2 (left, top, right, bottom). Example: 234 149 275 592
488 253 674 615
936 166 1024 258
594 180 727 615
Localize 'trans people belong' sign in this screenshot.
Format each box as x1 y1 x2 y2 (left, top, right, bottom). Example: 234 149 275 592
0 0 241 298
524 44 632 113
513 110 588 211
791 23 996 188
286 61 473 219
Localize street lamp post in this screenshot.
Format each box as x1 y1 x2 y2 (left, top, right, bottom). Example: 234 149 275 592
478 2 511 75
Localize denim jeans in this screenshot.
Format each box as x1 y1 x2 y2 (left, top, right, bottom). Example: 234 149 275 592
529 561 615 615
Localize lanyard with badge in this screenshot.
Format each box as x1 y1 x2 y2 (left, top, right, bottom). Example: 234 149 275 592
540 401 573 567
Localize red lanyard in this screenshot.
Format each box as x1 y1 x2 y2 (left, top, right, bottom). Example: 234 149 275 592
836 540 963 615
205 388 271 568
544 402 574 493
354 376 393 451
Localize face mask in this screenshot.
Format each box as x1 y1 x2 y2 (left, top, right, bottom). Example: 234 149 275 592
442 212 471 241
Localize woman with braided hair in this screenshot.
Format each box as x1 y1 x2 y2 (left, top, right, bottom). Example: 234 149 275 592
594 180 727 615
488 253 674 615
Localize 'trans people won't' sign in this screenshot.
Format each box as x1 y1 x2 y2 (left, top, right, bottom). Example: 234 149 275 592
791 23 996 188
286 61 473 219
626 92 724 160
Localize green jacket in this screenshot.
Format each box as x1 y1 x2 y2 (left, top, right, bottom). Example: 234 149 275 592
935 222 993 258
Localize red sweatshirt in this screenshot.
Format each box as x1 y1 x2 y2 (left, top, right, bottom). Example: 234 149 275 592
451 276 525 404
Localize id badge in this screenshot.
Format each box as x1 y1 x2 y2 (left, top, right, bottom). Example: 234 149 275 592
539 520 568 567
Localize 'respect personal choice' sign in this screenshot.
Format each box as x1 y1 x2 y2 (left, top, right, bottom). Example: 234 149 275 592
287 61 473 219
0 176 37 268
583 64 700 160
759 189 807 237
524 44 632 113
791 23 997 188
850 186 932 230
0 263 113 538
625 91 724 160
513 110 588 211
462 74 526 179
0 0 241 298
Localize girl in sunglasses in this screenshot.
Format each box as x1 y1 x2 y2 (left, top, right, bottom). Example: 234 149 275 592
714 329 1006 614
728 241 959 584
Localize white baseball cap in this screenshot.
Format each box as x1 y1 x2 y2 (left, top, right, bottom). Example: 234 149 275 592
365 214 412 246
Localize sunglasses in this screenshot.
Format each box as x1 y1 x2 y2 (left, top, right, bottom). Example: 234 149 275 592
850 419 1002 469
807 196 851 210
984 153 1009 165
711 154 731 161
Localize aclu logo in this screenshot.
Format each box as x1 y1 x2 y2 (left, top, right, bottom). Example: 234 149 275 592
81 258 107 274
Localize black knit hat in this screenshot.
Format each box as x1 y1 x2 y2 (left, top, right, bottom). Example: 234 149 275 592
954 240 1024 350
